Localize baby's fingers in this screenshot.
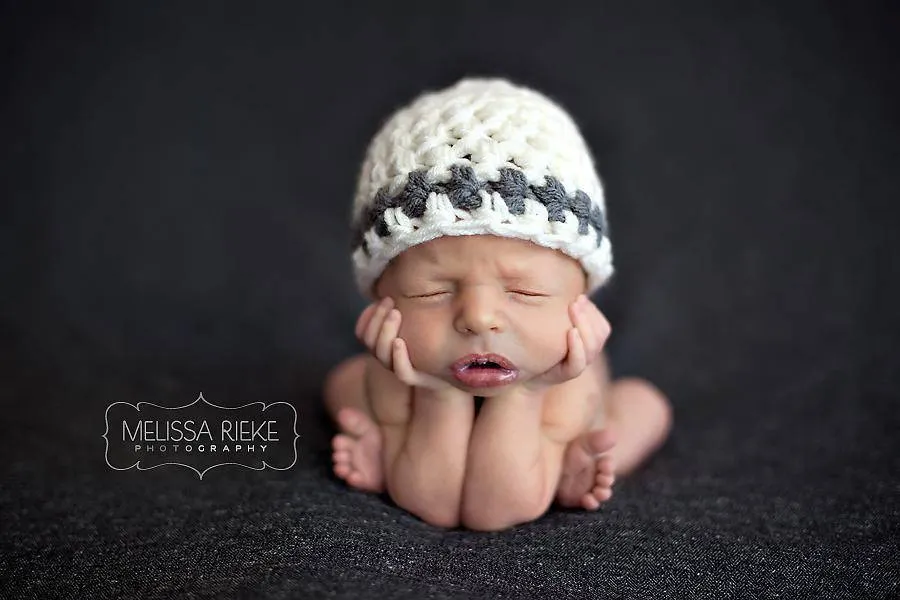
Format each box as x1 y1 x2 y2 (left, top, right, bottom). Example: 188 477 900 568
354 303 377 340
572 296 600 360
391 338 416 386
563 327 588 378
375 309 401 367
363 297 394 350
587 303 611 350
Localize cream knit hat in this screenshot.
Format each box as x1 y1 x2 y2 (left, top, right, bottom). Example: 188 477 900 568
350 77 613 297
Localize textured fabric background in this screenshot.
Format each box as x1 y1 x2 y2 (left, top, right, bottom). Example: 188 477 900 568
1 2 898 598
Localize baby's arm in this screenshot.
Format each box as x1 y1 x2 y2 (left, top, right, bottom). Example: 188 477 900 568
461 384 566 531
461 295 608 531
360 299 474 528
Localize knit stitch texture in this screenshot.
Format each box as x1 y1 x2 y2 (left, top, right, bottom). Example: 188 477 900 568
351 78 613 297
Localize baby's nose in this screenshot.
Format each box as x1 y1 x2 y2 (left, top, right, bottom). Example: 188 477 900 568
454 288 504 335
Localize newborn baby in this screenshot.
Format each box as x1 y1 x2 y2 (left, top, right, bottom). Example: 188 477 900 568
324 78 672 531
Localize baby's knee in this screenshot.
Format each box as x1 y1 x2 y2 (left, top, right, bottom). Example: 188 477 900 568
323 354 368 415
611 377 673 431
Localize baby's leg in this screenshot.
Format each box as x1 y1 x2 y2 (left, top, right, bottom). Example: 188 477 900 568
549 356 617 510
324 354 385 492
554 353 672 509
603 375 672 476
326 354 473 528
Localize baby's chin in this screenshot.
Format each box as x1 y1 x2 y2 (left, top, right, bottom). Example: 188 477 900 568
443 371 543 398
451 385 510 398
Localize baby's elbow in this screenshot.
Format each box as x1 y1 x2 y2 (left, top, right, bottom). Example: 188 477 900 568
419 508 461 529
389 483 462 529
460 493 550 532
399 498 460 529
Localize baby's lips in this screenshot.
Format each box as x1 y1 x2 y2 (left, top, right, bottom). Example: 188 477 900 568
450 353 518 373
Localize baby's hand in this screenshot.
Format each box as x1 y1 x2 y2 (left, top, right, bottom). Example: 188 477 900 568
355 297 452 391
524 295 611 393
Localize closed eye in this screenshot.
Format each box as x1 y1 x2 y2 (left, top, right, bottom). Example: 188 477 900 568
409 291 450 298
509 290 547 297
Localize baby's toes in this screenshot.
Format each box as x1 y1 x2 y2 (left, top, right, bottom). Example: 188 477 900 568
581 493 601 511
332 441 357 480
333 458 353 480
596 471 615 488
346 471 369 488
332 434 355 452
596 455 615 476
592 486 613 503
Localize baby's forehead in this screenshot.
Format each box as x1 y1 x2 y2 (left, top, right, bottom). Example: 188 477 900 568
376 234 587 295
404 235 545 260
391 235 576 275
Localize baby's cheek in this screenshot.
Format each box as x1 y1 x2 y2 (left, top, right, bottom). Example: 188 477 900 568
397 312 444 371
523 314 572 368
543 330 571 365
396 311 422 344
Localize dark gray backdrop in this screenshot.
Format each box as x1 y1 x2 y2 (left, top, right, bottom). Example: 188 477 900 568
1 1 898 598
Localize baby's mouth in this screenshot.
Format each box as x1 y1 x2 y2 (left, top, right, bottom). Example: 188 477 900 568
450 354 519 388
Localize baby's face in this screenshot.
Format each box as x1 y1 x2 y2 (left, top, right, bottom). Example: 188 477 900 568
375 234 592 396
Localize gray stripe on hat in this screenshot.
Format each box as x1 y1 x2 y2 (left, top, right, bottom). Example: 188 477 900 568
352 164 607 254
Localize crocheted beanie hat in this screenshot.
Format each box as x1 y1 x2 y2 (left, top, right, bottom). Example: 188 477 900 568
351 77 614 298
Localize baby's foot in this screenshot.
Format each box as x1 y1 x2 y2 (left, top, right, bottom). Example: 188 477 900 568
556 429 616 510
331 407 385 493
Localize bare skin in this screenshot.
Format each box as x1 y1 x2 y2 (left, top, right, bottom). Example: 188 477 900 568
325 234 672 531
